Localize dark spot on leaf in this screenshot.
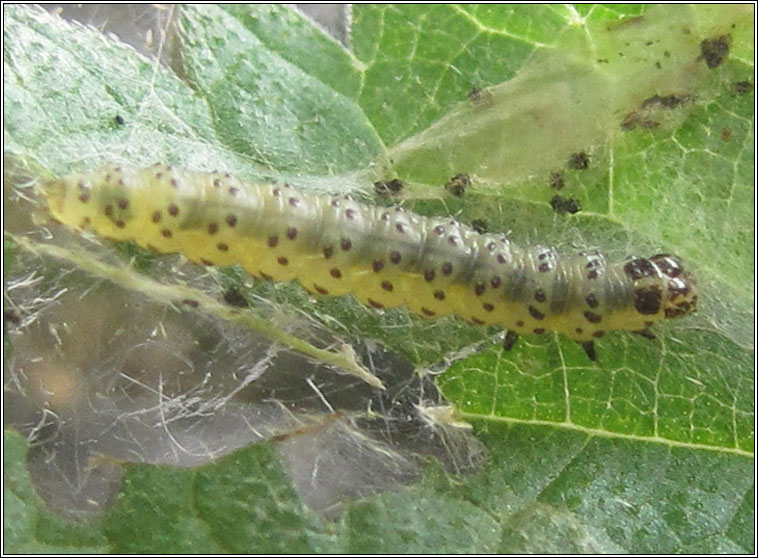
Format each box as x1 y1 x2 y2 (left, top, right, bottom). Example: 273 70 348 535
374 178 405 197
471 219 488 233
733 80 753 95
568 151 589 170
445 173 471 197
550 195 581 215
700 35 731 68
223 288 249 308
549 171 565 190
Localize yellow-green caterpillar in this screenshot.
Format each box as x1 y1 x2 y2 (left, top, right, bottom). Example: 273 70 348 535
43 164 698 360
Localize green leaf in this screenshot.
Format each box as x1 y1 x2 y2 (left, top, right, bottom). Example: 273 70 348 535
3 430 109 553
3 4 754 554
103 441 329 554
177 5 382 174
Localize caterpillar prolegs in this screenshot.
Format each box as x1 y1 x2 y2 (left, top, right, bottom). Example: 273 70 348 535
43 164 698 360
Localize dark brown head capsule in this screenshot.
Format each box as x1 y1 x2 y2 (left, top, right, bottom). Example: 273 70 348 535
663 276 698 318
624 258 657 281
657 256 697 319
650 253 684 278
628 254 698 320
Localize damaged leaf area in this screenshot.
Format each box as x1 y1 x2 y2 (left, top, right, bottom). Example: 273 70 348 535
3 4 754 554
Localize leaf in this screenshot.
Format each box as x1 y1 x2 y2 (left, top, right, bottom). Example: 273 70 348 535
3 4 754 554
3 430 109 553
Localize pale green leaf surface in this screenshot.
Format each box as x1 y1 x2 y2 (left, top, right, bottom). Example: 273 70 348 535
3 4 754 554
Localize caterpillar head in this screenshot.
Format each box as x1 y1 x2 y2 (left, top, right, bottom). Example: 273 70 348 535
624 254 697 321
651 254 698 319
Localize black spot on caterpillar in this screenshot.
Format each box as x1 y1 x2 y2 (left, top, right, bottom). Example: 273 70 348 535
114 114 125 126
550 195 581 215
445 173 471 197
43 164 699 356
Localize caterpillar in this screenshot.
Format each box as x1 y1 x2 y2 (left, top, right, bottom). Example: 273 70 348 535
42 164 698 360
